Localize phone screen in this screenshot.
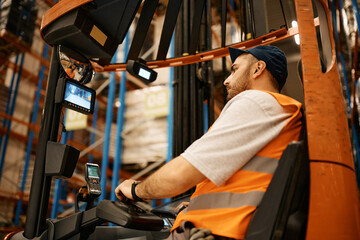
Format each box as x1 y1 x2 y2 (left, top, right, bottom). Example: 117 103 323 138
87 165 99 178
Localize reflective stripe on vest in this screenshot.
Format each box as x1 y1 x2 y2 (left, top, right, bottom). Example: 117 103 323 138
183 156 277 213
183 191 265 213
241 155 279 174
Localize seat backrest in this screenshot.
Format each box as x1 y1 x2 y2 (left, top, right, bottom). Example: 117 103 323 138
244 129 309 240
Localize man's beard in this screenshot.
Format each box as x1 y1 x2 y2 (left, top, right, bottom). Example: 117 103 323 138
226 71 251 101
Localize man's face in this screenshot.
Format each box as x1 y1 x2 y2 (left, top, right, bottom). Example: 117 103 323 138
224 54 254 101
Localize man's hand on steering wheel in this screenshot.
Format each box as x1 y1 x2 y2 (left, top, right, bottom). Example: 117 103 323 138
115 179 136 200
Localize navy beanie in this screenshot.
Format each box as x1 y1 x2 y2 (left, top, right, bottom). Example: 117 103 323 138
229 45 288 91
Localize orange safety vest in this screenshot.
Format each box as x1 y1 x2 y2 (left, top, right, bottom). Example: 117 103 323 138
171 91 302 239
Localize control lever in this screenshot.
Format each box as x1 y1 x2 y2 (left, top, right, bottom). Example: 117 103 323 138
75 186 97 212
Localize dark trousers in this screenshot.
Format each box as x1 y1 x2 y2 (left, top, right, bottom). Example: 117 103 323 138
166 222 238 240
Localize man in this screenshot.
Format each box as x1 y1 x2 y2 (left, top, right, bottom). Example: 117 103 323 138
115 45 302 239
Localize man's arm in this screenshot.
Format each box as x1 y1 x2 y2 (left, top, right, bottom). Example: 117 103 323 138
115 155 206 200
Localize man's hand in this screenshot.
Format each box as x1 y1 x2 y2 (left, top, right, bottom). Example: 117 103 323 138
115 179 136 200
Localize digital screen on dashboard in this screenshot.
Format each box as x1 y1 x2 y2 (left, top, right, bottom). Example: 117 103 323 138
63 79 95 114
64 81 92 110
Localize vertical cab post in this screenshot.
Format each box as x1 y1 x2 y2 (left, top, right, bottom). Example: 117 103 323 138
23 45 62 238
295 0 360 238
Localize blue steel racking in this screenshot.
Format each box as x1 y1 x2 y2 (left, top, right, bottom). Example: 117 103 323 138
110 34 130 202
99 52 117 201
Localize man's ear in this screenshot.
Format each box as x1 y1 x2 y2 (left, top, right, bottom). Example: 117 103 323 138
252 61 267 79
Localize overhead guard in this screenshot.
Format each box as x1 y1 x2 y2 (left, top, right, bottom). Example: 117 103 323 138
40 0 141 65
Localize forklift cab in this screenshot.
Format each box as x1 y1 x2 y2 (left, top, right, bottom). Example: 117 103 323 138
9 0 360 239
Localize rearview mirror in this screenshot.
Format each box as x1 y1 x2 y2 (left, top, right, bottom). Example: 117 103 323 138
59 45 95 84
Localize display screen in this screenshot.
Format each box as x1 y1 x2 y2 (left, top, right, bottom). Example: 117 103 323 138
64 81 92 110
87 165 99 178
138 68 151 80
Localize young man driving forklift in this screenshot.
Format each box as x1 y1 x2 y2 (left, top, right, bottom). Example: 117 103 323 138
115 45 303 240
